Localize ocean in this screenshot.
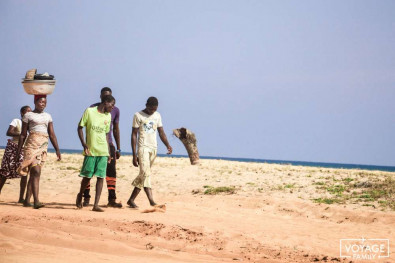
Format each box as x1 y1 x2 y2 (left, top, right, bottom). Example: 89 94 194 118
42 148 395 172
1 146 394 172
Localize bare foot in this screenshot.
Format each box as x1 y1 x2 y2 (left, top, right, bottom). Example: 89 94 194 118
18 198 24 204
127 199 139 209
92 206 104 212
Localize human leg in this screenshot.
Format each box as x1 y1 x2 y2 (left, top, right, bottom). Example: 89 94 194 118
83 184 91 206
143 187 157 206
23 174 32 207
77 177 91 208
91 156 107 212
18 176 28 203
82 158 92 206
30 165 44 209
127 187 141 208
142 148 157 206
0 140 23 195
129 147 158 207
77 156 97 208
129 148 151 208
92 177 104 212
106 145 121 207
0 177 6 194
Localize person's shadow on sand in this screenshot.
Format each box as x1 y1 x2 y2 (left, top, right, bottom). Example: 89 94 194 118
0 201 77 210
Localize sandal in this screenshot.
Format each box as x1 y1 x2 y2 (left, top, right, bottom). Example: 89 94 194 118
92 206 104 212
33 203 45 209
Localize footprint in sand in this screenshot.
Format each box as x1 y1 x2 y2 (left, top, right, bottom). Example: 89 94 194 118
141 204 166 213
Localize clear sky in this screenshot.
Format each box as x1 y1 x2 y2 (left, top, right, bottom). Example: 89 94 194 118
1 1 394 166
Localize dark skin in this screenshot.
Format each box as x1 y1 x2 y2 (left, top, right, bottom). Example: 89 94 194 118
83 91 121 206
0 107 32 202
76 100 115 212
100 91 121 159
127 104 172 208
113 122 121 159
17 98 61 209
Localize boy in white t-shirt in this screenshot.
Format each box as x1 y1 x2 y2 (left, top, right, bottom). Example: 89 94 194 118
127 97 172 208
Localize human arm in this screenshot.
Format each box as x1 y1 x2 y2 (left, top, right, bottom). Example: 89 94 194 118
78 109 91 156
48 122 61 161
131 127 139 167
113 121 121 159
16 121 28 157
158 127 172 154
6 125 20 137
106 131 111 163
78 125 91 156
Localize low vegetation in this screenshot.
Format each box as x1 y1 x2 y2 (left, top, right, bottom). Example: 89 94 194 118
312 175 394 210
203 186 237 195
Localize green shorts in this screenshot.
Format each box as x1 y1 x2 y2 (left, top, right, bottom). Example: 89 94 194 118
79 156 108 179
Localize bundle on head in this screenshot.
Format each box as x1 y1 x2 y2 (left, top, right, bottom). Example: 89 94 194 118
173 127 199 165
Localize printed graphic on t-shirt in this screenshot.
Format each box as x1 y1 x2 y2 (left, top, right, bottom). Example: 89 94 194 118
143 120 157 134
92 125 107 133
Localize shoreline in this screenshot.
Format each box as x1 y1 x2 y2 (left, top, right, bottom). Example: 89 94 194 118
1 145 394 171
13 147 394 172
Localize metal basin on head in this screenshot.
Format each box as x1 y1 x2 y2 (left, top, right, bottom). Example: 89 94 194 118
22 79 56 95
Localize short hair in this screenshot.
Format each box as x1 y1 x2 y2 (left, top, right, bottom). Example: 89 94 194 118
101 87 112 94
101 94 115 103
20 105 30 114
146 96 158 107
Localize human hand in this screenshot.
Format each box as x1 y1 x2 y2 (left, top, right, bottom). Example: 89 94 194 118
83 145 91 156
133 155 139 167
56 150 62 161
167 145 173 155
108 156 112 164
116 151 121 159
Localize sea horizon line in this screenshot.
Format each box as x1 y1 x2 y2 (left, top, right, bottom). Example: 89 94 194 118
1 146 394 172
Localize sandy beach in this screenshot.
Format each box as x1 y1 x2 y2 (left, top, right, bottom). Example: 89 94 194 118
0 150 393 263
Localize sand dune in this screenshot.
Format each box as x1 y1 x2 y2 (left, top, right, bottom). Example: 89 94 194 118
0 151 393 262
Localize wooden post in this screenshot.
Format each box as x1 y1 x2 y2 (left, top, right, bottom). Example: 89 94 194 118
173 127 200 165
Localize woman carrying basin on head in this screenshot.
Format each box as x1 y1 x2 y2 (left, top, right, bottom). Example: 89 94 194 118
17 95 61 209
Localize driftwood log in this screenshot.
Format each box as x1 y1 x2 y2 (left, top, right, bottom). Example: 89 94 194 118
173 127 199 165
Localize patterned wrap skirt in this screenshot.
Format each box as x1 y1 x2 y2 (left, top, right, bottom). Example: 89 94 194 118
18 132 49 176
0 139 24 179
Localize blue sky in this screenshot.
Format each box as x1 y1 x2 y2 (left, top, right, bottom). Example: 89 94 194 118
1 1 394 166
